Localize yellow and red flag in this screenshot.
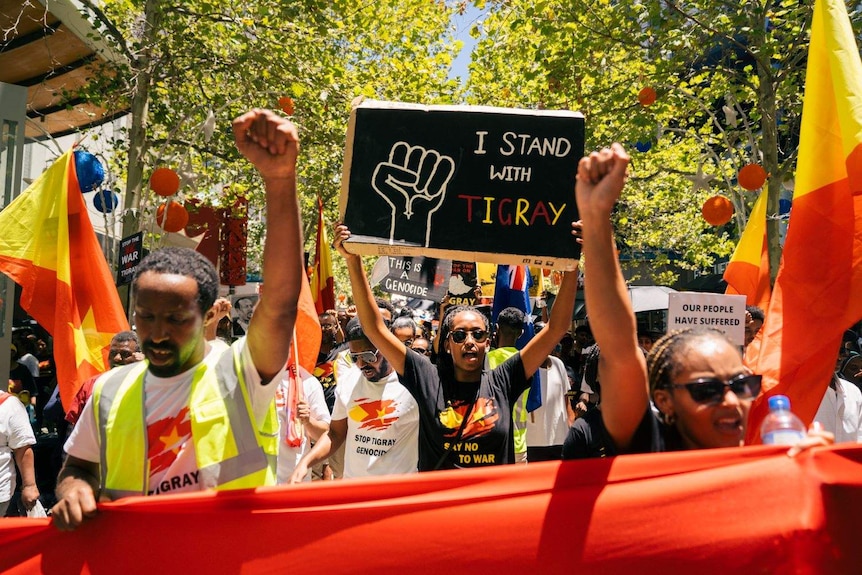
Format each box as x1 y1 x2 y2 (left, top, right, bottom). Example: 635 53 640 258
0 149 129 410
310 197 335 314
745 0 862 442
723 190 771 311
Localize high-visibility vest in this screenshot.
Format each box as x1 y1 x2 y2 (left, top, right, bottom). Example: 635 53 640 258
92 345 278 499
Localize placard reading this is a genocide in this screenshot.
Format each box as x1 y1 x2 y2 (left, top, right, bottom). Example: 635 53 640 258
372 256 452 301
667 292 747 346
339 100 585 270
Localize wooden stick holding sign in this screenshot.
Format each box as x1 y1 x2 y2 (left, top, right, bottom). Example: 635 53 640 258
339 100 585 271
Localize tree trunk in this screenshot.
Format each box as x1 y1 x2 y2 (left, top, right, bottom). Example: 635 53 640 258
121 0 162 240
757 58 782 287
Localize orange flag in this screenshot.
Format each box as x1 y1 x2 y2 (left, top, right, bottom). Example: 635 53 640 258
310 197 335 314
723 190 771 311
745 0 862 443
284 272 321 446
287 275 321 373
0 150 129 410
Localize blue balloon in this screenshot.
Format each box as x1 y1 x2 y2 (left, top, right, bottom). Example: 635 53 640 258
779 198 792 216
74 150 105 192
635 141 652 152
93 190 119 213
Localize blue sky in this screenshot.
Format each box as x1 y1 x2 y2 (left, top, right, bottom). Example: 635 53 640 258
448 4 486 83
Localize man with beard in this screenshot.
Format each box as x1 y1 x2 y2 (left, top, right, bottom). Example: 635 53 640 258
51 109 304 530
231 295 256 336
290 317 418 481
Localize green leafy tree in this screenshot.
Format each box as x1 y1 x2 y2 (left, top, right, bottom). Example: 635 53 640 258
468 0 860 284
86 0 462 291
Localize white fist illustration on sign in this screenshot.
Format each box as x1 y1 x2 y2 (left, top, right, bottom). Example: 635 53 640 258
371 142 456 247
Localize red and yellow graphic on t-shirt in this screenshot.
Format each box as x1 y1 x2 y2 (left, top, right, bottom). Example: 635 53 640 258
147 406 191 473
348 398 399 431
439 398 499 441
314 361 335 390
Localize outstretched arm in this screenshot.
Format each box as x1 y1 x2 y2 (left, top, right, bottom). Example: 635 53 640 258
333 224 407 375
520 260 579 377
576 144 648 452
233 109 303 383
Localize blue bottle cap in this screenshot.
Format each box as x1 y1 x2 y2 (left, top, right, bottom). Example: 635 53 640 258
767 394 790 411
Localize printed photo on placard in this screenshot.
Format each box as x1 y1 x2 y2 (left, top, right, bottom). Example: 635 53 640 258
230 293 259 337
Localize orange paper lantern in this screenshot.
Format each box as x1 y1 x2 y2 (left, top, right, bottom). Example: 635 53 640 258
701 196 734 226
156 201 189 233
638 87 657 106
738 163 767 191
150 168 180 197
278 96 295 115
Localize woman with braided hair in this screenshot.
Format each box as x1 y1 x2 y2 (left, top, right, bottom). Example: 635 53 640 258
576 144 830 453
641 327 761 450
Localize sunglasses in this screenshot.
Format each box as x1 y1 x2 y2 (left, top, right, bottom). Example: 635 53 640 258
349 349 380 364
448 329 489 344
666 374 762 404
111 349 138 359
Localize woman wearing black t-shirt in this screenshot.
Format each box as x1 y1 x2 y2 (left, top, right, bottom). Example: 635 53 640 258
334 224 580 471
576 144 830 454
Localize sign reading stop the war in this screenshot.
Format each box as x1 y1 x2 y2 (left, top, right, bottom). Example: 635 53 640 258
339 100 585 271
116 232 144 285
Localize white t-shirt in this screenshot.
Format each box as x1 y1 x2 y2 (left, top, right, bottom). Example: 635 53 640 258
526 356 571 447
0 394 36 502
207 338 230 356
275 368 331 483
814 376 862 443
332 365 419 479
65 337 281 496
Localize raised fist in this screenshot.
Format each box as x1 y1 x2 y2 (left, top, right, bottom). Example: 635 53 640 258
372 142 455 246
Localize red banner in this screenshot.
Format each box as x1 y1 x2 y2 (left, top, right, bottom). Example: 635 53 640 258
2 445 860 574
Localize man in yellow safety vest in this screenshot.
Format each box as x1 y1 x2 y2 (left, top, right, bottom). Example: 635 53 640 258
51 109 305 530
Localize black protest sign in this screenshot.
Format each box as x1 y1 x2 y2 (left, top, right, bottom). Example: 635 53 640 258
116 232 144 285
378 256 452 301
339 100 584 270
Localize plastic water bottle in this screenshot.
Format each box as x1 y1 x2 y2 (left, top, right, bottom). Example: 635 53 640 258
760 395 806 445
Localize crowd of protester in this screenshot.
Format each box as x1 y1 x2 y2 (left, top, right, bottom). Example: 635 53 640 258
1 115 860 529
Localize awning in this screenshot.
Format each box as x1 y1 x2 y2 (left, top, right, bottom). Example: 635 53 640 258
0 0 129 140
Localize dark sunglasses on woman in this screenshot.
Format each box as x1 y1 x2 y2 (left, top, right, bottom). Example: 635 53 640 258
448 329 489 344
665 373 762 404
